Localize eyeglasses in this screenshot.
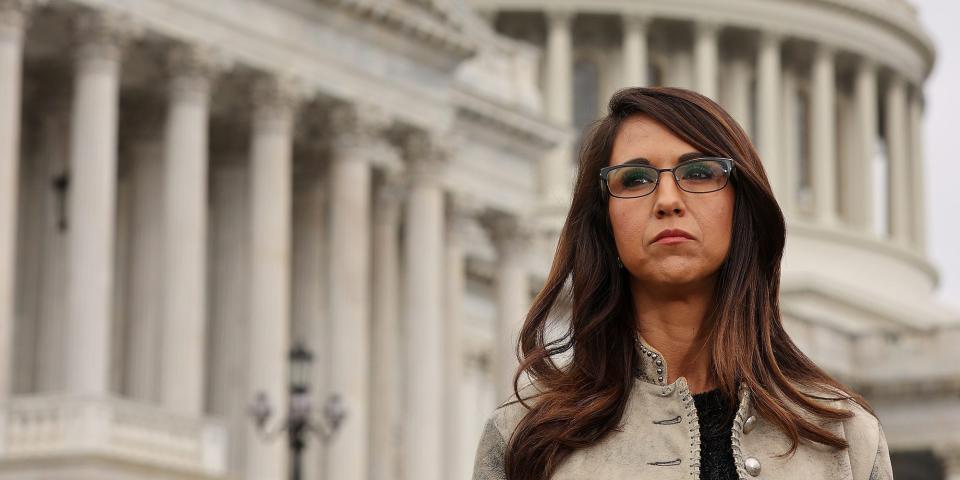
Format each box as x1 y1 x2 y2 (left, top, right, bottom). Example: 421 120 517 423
599 157 735 199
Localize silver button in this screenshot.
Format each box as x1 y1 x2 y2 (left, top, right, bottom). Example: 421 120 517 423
744 457 761 476
743 415 757 434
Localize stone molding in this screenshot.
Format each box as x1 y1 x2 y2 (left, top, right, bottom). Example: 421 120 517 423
317 0 476 59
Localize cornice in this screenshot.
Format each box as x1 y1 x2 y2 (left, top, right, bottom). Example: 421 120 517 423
317 0 477 60
471 0 935 82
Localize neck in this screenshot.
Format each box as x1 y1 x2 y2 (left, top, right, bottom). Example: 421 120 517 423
632 277 716 394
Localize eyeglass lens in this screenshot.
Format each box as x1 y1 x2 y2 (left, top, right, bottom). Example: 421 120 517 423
606 159 730 198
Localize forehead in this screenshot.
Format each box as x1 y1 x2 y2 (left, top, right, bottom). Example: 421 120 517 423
609 114 698 167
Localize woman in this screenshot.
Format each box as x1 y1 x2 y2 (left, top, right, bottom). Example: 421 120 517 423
471 87 892 480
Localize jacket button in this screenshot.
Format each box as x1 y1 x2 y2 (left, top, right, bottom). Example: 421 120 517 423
743 415 757 434
744 457 761 476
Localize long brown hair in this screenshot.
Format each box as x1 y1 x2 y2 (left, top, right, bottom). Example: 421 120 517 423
503 86 873 480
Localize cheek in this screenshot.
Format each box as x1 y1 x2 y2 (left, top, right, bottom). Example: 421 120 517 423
608 202 647 255
700 194 735 258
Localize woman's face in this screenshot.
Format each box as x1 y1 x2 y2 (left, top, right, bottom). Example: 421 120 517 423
607 114 735 290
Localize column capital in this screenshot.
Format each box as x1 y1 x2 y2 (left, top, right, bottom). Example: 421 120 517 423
0 0 39 39
251 74 307 135
694 19 721 36
374 166 407 221
813 41 837 60
329 102 392 149
934 445 960 474
545 8 575 27
758 30 782 48
397 129 450 186
856 55 878 74
165 43 230 102
72 10 139 66
480 211 533 259
447 192 482 240
621 13 650 32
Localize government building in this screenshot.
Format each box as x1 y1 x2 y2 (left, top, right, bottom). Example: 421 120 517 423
0 0 956 479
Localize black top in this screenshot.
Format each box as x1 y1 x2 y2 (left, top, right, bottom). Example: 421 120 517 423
691 387 739 480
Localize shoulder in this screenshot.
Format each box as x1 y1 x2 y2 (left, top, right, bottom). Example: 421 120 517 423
472 381 545 480
795 383 892 480
485 381 547 441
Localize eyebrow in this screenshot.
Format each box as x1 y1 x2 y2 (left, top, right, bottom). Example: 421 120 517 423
620 152 706 167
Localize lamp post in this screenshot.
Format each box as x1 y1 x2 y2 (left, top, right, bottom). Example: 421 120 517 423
248 342 347 480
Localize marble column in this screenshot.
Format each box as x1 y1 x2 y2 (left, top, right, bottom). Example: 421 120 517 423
290 158 327 480
780 65 798 217
64 12 127 395
0 0 30 399
326 104 382 480
160 44 219 416
884 74 909 245
370 169 404 480
401 131 447 480
721 56 751 132
621 15 649 87
122 110 164 403
757 32 782 197
908 87 926 254
693 20 719 100
443 193 477 480
484 213 531 403
852 58 878 235
544 9 574 206
810 43 838 226
245 76 300 480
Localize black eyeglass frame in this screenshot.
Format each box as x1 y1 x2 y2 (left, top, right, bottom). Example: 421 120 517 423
599 157 736 200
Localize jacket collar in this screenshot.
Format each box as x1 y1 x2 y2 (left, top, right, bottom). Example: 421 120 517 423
633 333 751 403
635 334 669 386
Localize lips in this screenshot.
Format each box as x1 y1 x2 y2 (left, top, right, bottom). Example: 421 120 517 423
652 228 695 244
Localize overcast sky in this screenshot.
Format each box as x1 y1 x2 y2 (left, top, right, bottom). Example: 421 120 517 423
913 0 960 312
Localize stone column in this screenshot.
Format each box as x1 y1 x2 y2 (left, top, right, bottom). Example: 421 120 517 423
122 107 164 403
908 87 926 254
245 76 300 480
810 43 838 226
443 193 478 480
780 65 798 217
326 104 383 480
852 58 878 235
884 74 909 246
721 56 750 132
483 213 531 403
64 12 128 395
693 20 719 100
621 14 649 87
160 44 220 416
0 0 31 399
757 32 782 197
370 169 404 480
543 9 574 206
401 131 447 480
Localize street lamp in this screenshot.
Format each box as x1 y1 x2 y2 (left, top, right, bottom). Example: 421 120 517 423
248 342 347 480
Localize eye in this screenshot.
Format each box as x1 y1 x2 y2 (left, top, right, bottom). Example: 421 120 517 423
620 167 656 187
680 162 718 180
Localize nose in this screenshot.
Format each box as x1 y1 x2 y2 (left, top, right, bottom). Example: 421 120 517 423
653 170 684 217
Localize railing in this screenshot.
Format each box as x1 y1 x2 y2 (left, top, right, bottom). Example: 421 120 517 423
0 394 227 478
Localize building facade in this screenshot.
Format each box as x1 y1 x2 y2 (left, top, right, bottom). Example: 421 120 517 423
0 0 956 479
